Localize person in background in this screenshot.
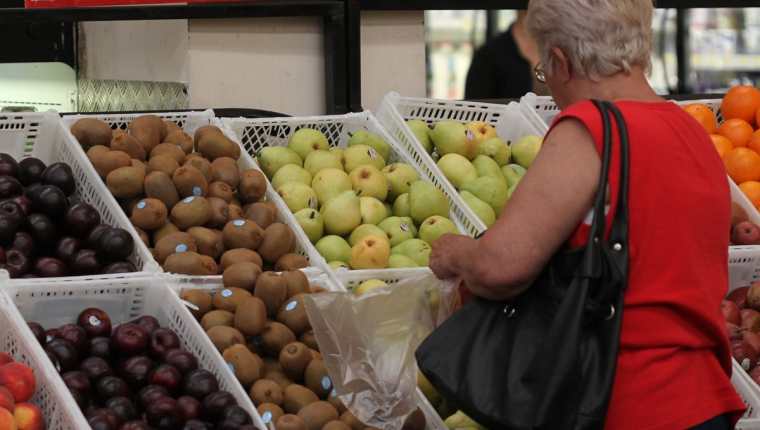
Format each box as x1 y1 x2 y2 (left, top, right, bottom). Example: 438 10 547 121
429 0 746 428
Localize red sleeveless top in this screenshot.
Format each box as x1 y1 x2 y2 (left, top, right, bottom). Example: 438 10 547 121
549 100 745 429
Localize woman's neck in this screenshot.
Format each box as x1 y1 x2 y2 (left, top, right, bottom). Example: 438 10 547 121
565 68 663 106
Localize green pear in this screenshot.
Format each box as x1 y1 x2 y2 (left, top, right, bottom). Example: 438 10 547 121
472 155 506 182
350 235 391 269
258 146 302 178
328 260 350 270
288 128 329 160
294 208 324 243
461 176 508 215
315 235 352 263
409 180 450 225
388 254 419 268
360 197 389 225
418 215 459 244
348 130 391 161
406 119 433 154
348 224 389 246
502 164 527 188
330 147 345 167
312 168 352 206
349 165 388 201
512 134 543 168
321 190 361 236
382 163 419 200
271 164 312 189
430 120 477 159
344 144 386 172
303 150 343 176
477 136 510 166
379 216 417 246
461 190 496 227
392 193 411 217
437 153 477 188
354 279 388 295
277 182 318 213
444 411 487 430
391 238 432 266
465 121 498 146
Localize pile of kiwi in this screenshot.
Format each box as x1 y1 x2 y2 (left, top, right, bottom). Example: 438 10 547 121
70 116 309 275
180 269 426 430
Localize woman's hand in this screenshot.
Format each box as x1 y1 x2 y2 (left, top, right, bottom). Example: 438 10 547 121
429 233 478 280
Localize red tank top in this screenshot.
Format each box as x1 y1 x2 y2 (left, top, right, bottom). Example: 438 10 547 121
549 100 745 429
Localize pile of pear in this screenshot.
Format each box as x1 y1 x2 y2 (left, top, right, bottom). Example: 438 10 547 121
257 128 461 270
406 119 543 227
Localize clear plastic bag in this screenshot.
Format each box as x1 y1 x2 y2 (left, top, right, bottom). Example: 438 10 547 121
303 273 459 430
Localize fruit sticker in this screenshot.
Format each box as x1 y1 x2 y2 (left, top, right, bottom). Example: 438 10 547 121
233 219 246 227
182 196 195 204
192 186 203 196
285 301 297 312
262 411 273 423
89 315 101 327
175 244 188 253
400 223 410 232
136 201 147 209
321 376 332 391
221 289 232 298
368 148 378 159
308 197 318 209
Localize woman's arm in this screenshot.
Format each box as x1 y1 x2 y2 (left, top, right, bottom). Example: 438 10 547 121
429 118 601 301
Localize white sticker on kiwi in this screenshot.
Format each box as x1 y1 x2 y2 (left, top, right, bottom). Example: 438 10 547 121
285 301 297 311
400 223 410 232
89 316 101 326
262 411 272 423
221 289 232 298
175 244 188 253
192 186 203 196
136 201 147 209
368 148 378 159
321 376 332 390
183 196 195 204
233 219 246 227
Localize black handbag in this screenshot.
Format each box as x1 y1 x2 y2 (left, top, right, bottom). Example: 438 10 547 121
416 100 630 430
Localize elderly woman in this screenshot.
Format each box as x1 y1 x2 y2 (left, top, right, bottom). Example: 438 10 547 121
428 1 745 429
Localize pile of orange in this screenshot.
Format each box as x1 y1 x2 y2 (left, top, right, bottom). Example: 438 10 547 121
684 85 760 208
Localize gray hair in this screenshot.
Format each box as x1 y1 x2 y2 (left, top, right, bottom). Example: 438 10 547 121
526 0 654 80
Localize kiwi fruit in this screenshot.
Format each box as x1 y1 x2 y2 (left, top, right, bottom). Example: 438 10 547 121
92 149 132 178
324 421 351 430
250 379 283 406
170 196 212 230
258 403 285 425
187 226 224 259
180 289 213 319
87 144 110 161
130 198 168 230
234 296 267 336
144 171 180 209
197 132 241 161
238 169 267 203
206 325 244 352
242 202 275 230
111 132 146 160
223 262 262 291
164 130 194 154
199 255 219 275
327 391 347 415
258 223 296 264
277 414 307 430
164 251 217 275
340 411 364 430
263 357 283 374
402 408 426 430
300 330 319 351
153 222 180 246
71 118 113 150
261 321 296 356
148 154 180 176
255 272 288 316
277 295 310 335
206 181 232 203
276 254 309 271
106 165 145 198
283 270 311 298
279 342 311 381
131 159 147 176
283 384 319 414
264 368 293 390
201 309 234 330
173 165 209 198
165 121 182 135
228 204 244 222
151 142 185 163
222 344 263 387
155 232 197 264
210 157 240 188
129 114 167 152
297 401 338 430
222 219 264 250
194 125 224 144
212 287 251 313
304 358 331 398
220 248 263 271
206 197 230 228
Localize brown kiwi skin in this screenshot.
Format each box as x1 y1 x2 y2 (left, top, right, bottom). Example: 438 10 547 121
250 379 284 406
283 270 311 298
164 251 217 275
170 196 212 230
220 248 263 271
258 403 285 425
300 330 319 351
155 232 197 264
153 222 180 247
340 411 364 430
150 142 186 165
223 262 262 291
164 130 194 154
144 171 180 210
71 118 113 150
205 325 245 352
228 204 244 222
276 414 308 430
198 132 241 161
276 253 310 271
206 197 230 228
211 157 240 188
261 321 296 356
222 219 264 250
147 154 180 176
111 132 146 160
244 202 277 230
258 223 296 264
172 165 209 198
324 421 352 430
129 114 167 152
130 198 168 231
283 384 319 414
201 309 235 331
234 296 267 337
297 400 339 430
187 226 224 260
277 295 311 335
184 155 213 181
222 344 262 387
255 272 289 316
238 169 268 203
212 287 252 312
208 181 234 202
279 342 312 381
180 289 213 319
304 358 331 398
106 166 145 198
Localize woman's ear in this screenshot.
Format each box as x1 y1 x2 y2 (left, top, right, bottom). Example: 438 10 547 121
551 47 572 83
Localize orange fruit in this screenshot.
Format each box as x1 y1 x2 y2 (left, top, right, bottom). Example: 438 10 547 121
722 85 760 126
748 130 760 154
684 103 717 133
711 134 733 158
740 181 760 209
718 118 755 147
725 147 760 183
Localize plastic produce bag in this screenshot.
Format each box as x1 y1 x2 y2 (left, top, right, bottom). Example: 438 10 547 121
303 273 459 430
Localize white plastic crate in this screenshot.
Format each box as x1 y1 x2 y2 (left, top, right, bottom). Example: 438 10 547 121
60 110 327 280
1 273 266 429
520 92 560 126
376 92 548 235
0 112 158 279
734 360 760 429
222 111 463 285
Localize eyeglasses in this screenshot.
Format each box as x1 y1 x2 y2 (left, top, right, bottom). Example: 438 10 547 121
534 63 546 84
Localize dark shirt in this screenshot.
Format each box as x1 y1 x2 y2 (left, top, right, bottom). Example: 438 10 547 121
465 26 533 100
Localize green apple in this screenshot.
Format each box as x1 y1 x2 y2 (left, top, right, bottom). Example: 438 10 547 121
349 165 388 201
348 130 391 161
477 136 510 165
418 215 459 244
348 224 389 246
258 146 302 178
472 155 506 182
382 163 419 200
288 127 329 160
360 197 389 225
392 193 411 217
430 120 477 159
328 260 350 270
444 411 487 430
437 153 477 188
502 164 527 188
388 254 419 268
271 164 312 189
277 182 318 213
512 135 543 168
391 238 432 266
321 190 361 235
409 180 450 225
378 216 417 246
303 150 343 176
312 168 352 206
354 279 388 295
461 190 496 227
294 208 323 243
330 147 345 167
344 144 386 172
461 176 509 215
315 235 352 263
350 235 390 269
406 119 433 154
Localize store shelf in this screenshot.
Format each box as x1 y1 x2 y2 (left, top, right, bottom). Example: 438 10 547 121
358 0 760 9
